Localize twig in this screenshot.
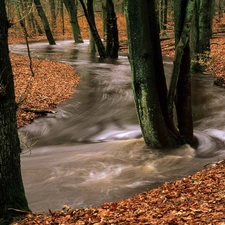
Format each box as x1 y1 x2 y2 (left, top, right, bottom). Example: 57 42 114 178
8 208 31 214
20 108 57 114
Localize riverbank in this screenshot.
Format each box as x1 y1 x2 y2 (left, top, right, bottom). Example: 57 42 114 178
11 53 80 128
12 160 225 224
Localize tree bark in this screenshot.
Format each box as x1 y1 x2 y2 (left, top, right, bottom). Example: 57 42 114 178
59 0 65 35
34 0 56 45
0 1 30 222
169 0 195 144
105 0 119 58
125 0 178 148
49 0 57 29
63 0 83 43
87 0 96 53
190 0 213 72
79 0 107 58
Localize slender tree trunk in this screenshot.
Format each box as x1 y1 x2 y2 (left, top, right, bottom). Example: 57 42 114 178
163 0 168 30
27 11 37 35
16 0 35 76
219 0 223 21
79 0 107 58
0 1 30 223
170 0 194 144
105 0 119 58
102 0 107 40
198 0 212 54
63 0 83 43
59 0 65 35
191 0 213 72
49 0 57 29
32 11 43 35
158 0 167 31
33 13 43 35
87 0 96 53
34 0 56 45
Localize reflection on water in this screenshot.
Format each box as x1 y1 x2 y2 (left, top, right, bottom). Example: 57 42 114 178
10 40 225 212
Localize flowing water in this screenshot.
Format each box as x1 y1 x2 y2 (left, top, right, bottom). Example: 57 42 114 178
10 40 225 212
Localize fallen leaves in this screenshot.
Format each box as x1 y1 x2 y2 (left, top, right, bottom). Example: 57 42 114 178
11 53 80 127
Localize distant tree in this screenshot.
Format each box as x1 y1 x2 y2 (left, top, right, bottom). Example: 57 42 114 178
158 0 168 31
125 0 195 148
105 0 119 58
34 0 56 45
49 0 57 29
58 0 65 35
0 1 30 223
172 0 194 144
190 0 213 72
102 0 107 40
63 0 83 43
79 0 107 58
218 0 224 21
87 0 96 52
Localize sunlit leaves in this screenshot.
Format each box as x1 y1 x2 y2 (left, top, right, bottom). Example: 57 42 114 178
11 53 80 127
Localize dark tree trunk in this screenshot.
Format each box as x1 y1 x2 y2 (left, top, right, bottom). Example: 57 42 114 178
198 0 213 56
59 0 65 35
79 0 107 58
102 0 107 40
105 0 119 58
163 0 168 30
171 0 194 144
32 12 43 35
87 0 96 53
190 0 213 72
63 0 83 43
34 0 56 45
0 1 30 223
158 0 167 31
125 0 178 148
49 0 57 29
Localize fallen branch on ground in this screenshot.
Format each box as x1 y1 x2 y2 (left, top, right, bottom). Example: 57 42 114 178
20 108 56 114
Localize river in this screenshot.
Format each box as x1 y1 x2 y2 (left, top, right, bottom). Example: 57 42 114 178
10 40 225 212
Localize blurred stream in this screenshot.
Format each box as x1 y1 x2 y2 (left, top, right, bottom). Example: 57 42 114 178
10 40 225 212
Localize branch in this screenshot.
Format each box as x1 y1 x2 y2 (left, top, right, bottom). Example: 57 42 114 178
8 208 31 214
20 108 56 114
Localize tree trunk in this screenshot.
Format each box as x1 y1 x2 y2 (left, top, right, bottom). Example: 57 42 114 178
158 0 167 31
87 0 96 53
170 0 195 144
49 0 57 29
63 0 83 43
163 0 168 30
198 0 212 54
34 0 56 45
190 0 213 72
0 1 30 223
102 0 107 40
59 0 65 35
79 0 107 58
125 0 178 148
105 0 119 58
16 0 35 77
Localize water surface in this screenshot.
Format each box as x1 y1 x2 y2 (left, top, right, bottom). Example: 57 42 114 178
11 40 225 212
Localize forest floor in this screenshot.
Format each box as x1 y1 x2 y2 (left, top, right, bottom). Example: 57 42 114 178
9 34 225 224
